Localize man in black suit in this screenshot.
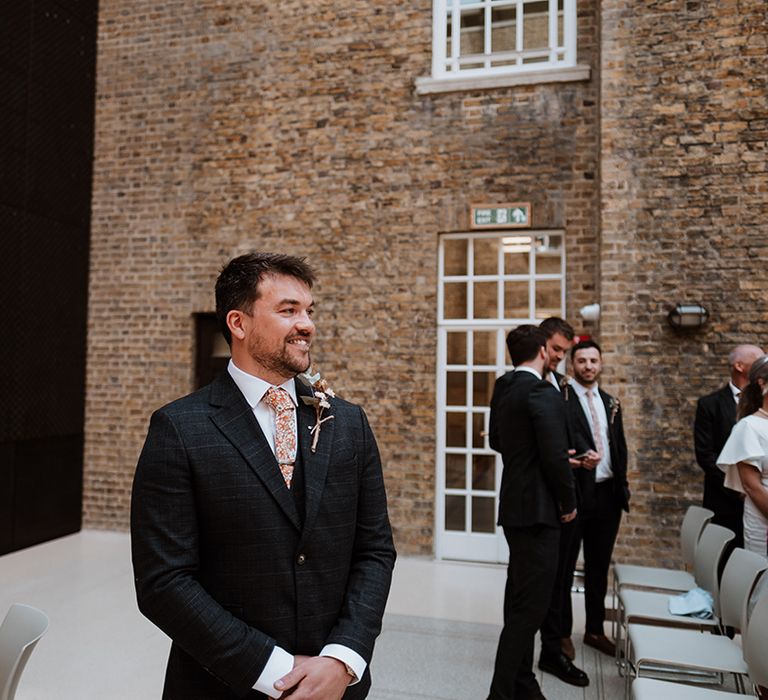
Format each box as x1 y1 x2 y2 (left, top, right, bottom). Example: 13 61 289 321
535 318 588 687
561 340 629 656
694 344 764 548
131 252 396 699
487 325 577 700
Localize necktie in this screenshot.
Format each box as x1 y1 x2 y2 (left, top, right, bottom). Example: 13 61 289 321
585 389 604 456
264 387 297 488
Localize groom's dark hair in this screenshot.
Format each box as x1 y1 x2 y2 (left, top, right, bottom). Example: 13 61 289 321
215 251 316 344
505 325 547 367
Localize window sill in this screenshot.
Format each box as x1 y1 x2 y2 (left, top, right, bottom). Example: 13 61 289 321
414 64 591 95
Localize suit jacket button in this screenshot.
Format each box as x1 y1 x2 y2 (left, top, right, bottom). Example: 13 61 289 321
297 554 306 565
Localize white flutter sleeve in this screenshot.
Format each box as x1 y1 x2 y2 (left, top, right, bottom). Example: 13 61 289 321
717 418 764 494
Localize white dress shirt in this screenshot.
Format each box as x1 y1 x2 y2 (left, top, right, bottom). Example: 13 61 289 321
571 380 614 482
514 366 542 380
729 382 741 404
227 360 365 696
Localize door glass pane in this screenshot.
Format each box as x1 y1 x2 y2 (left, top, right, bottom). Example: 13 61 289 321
473 371 496 406
446 412 466 447
447 331 467 365
472 454 495 490
446 453 466 489
504 280 529 318
473 331 496 365
473 281 498 319
444 282 467 319
535 234 562 274
535 280 561 319
446 371 466 406
503 234 532 273
472 412 485 448
444 239 468 276
474 238 499 275
472 496 496 533
446 495 466 531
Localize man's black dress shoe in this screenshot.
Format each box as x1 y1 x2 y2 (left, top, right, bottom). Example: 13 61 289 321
538 652 590 687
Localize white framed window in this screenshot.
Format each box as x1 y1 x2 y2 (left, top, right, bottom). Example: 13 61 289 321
435 231 565 562
416 0 588 94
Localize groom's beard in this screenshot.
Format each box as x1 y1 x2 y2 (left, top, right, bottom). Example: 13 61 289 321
247 333 312 378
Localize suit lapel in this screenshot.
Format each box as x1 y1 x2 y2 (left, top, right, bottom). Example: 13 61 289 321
295 378 334 536
209 373 302 531
718 385 736 425
575 395 595 450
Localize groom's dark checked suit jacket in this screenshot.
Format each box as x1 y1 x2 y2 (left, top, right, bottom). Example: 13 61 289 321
131 371 396 699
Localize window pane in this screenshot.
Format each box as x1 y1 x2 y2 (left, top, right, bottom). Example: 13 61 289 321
473 281 498 319
535 234 562 274
472 454 495 490
447 331 467 365
446 453 466 489
446 412 466 447
447 371 466 406
472 496 496 533
472 412 485 448
444 282 467 319
473 371 496 406
474 237 500 275
444 238 468 276
491 6 516 53
504 280 529 318
460 9 485 55
503 234 532 273
523 1 549 50
445 495 466 531
473 331 496 365
535 279 561 319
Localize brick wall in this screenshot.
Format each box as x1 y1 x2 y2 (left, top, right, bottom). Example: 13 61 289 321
600 0 768 566
86 0 600 554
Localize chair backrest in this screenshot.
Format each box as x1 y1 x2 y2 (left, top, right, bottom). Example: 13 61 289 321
717 548 768 629
680 505 714 568
744 589 768 688
692 523 735 602
0 603 49 700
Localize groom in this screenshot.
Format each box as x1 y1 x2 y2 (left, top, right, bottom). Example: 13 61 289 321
131 252 396 699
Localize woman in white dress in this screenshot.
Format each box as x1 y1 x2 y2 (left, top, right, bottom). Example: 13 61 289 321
717 354 768 555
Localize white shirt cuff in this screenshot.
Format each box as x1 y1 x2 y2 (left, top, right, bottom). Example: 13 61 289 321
253 646 293 698
320 644 367 686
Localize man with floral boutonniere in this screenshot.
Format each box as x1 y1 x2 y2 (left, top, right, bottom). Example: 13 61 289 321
131 252 395 700
562 339 630 658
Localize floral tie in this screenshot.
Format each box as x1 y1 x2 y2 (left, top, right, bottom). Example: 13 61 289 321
586 389 604 456
264 387 297 488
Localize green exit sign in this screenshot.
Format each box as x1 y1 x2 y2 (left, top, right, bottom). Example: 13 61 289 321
470 202 531 229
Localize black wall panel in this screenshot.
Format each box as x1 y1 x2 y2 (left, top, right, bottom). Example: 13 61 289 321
0 0 98 555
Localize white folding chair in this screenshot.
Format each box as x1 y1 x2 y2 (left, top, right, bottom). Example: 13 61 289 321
0 603 49 700
616 524 735 672
625 549 767 699
611 506 713 640
630 588 768 699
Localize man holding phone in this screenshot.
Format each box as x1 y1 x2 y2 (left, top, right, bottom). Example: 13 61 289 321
563 340 630 656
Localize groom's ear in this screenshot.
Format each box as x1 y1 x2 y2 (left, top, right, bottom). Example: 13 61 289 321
226 309 247 342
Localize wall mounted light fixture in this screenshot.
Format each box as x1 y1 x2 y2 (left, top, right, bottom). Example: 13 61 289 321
667 303 709 329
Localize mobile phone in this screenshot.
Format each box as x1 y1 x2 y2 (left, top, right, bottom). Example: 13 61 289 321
572 451 590 460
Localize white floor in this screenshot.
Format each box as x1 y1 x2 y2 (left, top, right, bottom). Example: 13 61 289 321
0 530 609 699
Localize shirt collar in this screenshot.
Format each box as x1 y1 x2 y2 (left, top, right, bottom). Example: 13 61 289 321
514 366 542 380
227 359 298 408
728 382 741 399
571 380 600 399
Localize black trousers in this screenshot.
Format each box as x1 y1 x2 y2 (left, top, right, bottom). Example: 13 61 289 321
563 479 623 636
539 517 579 658
488 525 560 700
